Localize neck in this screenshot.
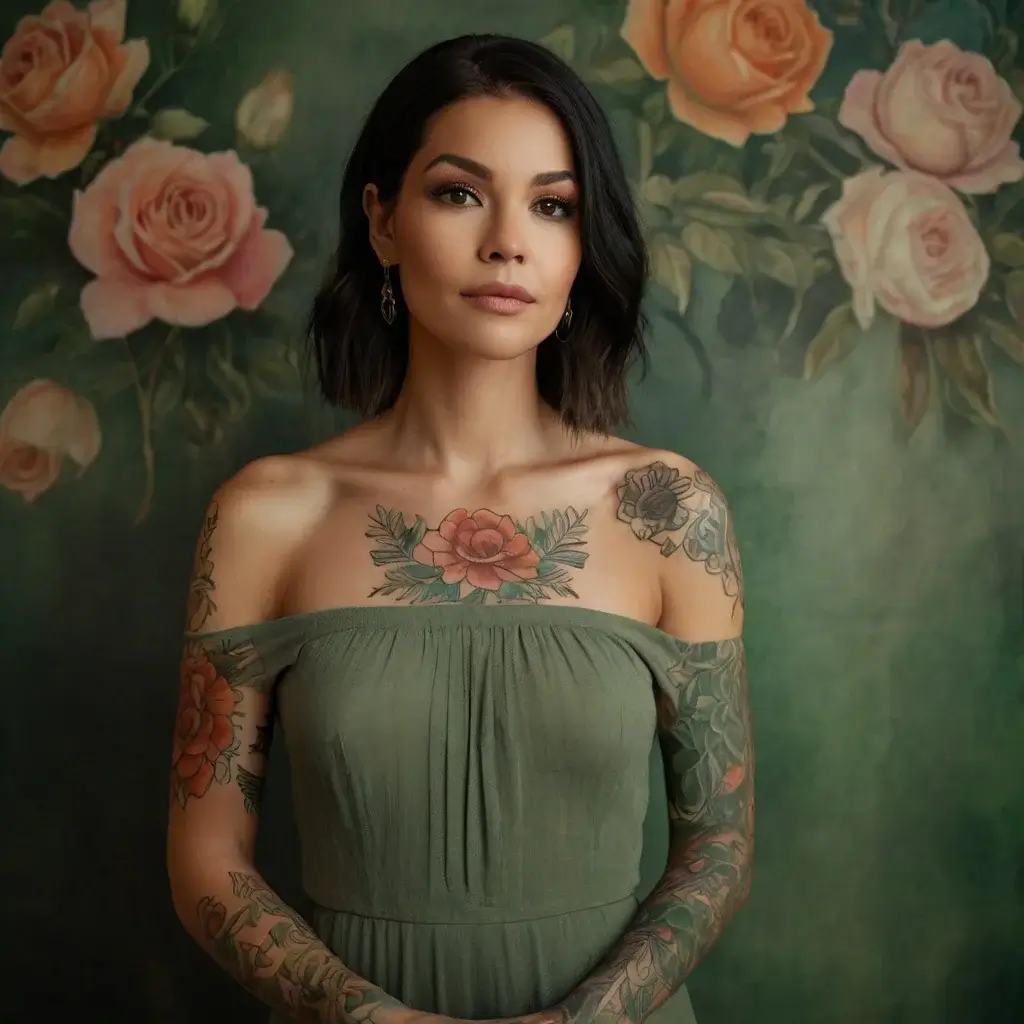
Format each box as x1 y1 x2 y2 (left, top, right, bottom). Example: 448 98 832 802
377 328 574 486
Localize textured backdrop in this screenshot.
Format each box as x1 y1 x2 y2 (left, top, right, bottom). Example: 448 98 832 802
2 1 1023 1022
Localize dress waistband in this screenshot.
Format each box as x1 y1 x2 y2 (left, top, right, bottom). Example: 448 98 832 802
307 891 640 927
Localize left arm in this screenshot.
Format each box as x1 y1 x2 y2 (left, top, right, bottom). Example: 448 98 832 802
554 459 755 1024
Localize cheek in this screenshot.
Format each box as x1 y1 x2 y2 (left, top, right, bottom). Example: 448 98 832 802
395 206 466 290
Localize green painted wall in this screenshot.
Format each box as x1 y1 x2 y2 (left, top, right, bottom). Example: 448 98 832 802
2 0 1022 1021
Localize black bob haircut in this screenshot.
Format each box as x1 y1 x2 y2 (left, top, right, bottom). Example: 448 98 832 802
308 33 650 437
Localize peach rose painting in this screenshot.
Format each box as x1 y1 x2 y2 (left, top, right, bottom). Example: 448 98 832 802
620 0 834 147
540 0 1024 436
0 0 303 523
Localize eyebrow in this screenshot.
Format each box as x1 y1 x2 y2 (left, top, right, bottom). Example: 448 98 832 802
423 152 575 187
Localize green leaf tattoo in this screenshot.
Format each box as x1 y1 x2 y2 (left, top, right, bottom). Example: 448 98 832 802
557 639 754 1024
616 462 743 610
198 871 407 1024
366 504 590 604
186 502 219 632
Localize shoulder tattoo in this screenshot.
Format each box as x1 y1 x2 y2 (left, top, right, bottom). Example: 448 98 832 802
616 461 743 608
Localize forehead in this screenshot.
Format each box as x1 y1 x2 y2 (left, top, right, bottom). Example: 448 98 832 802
411 94 576 177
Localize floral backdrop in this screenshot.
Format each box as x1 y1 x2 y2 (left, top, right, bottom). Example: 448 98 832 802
2 2 1022 1023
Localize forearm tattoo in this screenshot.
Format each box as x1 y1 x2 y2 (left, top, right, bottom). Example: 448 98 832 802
198 872 407 1024
559 639 754 1023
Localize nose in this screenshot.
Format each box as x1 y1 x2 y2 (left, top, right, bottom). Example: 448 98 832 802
478 203 526 264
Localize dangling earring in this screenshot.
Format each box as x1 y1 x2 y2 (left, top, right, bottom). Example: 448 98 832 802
555 297 573 342
380 258 396 325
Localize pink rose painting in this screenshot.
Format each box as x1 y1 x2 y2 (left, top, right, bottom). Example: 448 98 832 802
821 167 991 330
840 40 1024 194
68 137 294 339
0 379 101 502
0 0 149 185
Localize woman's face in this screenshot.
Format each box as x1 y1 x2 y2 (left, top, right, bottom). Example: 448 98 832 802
366 94 582 360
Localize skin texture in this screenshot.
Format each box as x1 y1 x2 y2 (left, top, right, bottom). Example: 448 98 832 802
364 94 582 368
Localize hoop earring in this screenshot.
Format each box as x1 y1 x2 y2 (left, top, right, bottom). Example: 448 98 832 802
555 298 573 342
380 258 397 325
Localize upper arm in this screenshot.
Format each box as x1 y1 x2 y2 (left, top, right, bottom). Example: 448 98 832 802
616 454 752 845
167 458 316 890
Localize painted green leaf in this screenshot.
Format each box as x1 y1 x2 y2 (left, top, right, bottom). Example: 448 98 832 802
682 221 743 275
650 234 693 315
749 237 815 291
642 91 667 126
793 182 833 223
153 340 188 418
698 191 770 214
591 56 646 86
981 316 1024 367
206 343 251 422
182 397 225 447
637 119 653 182
13 282 60 329
802 302 859 380
52 320 96 357
150 108 210 141
992 233 1024 268
672 172 746 202
79 149 108 186
933 329 998 427
898 323 932 433
539 25 574 62
1004 269 1024 323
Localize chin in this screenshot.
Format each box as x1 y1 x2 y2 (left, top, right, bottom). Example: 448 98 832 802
434 317 553 360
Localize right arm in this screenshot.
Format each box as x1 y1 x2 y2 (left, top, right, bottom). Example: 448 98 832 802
167 462 425 1024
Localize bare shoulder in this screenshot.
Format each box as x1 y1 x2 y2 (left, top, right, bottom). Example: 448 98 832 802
608 446 744 640
185 453 337 633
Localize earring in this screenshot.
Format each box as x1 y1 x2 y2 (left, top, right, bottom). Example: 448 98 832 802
555 297 573 342
380 258 396 325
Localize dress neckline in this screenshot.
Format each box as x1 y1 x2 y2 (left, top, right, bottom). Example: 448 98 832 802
186 600 688 647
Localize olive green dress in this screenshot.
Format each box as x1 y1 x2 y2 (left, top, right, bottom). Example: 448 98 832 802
188 604 698 1023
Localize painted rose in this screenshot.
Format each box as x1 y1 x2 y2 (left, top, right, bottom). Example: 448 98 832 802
236 69 294 150
68 137 294 339
840 40 1024 194
822 167 990 330
413 508 542 591
621 0 833 146
0 0 150 185
171 648 236 804
0 379 101 502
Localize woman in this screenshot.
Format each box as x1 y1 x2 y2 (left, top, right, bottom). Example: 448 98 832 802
167 33 753 1024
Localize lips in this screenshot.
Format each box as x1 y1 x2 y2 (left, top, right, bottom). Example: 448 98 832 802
462 283 535 303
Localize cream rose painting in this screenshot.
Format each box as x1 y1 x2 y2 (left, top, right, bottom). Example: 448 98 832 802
538 0 1024 436
839 40 1024 194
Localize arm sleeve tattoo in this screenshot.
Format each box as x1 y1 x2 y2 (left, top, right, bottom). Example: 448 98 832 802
557 639 754 1023
170 634 412 1024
